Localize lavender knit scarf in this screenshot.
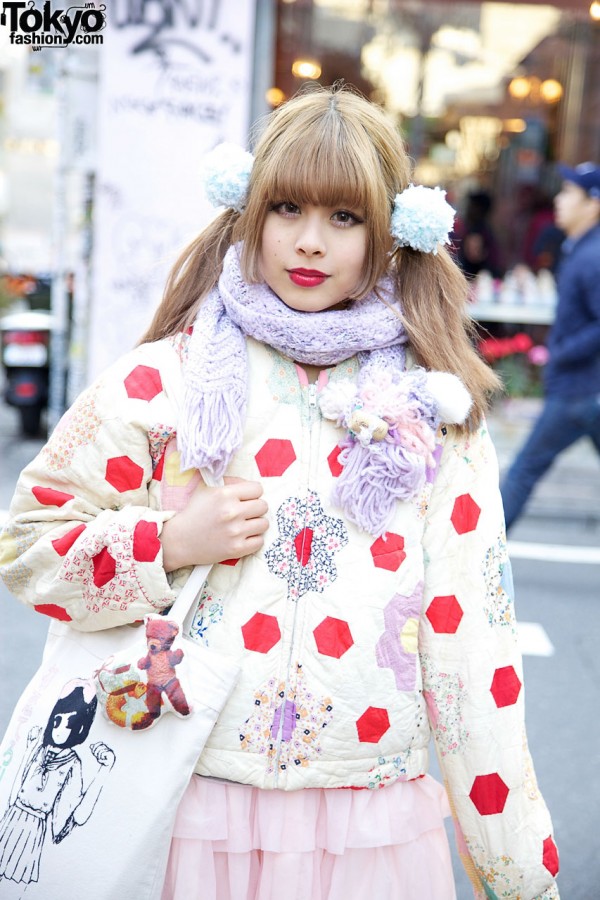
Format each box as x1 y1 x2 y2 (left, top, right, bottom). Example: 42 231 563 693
179 244 406 468
179 244 430 535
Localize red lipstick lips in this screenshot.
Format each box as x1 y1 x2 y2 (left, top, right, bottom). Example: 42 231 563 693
288 268 328 288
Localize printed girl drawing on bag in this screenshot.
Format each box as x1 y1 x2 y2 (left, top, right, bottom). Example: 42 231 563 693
0 85 559 899
0 680 115 887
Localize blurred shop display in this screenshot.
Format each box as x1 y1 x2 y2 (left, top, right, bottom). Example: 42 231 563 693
271 1 598 265
470 266 558 313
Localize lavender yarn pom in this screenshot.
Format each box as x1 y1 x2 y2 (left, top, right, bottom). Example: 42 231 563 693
201 143 254 213
332 439 426 536
391 184 455 254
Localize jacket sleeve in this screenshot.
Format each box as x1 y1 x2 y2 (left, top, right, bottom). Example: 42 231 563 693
0 345 180 632
420 421 559 899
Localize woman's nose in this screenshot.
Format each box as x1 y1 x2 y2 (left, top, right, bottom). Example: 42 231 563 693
295 216 325 256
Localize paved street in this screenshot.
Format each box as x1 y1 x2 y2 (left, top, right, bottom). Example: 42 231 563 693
1 396 599 898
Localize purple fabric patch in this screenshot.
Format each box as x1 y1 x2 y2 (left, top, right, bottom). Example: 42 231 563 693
426 442 443 483
271 700 297 742
375 583 423 691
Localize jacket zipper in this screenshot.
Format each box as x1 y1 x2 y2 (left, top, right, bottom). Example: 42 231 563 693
272 378 319 784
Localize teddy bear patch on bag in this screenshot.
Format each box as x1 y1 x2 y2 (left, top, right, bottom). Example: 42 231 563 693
94 615 193 731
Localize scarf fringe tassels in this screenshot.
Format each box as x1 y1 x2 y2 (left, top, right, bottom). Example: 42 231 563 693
178 387 247 479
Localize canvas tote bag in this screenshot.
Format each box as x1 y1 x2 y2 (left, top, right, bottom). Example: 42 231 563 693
0 559 240 900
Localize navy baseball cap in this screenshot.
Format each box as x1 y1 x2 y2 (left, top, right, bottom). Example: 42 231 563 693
557 161 600 199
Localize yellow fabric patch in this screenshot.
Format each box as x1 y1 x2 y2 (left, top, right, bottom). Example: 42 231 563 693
0 531 17 566
400 617 419 653
164 450 197 486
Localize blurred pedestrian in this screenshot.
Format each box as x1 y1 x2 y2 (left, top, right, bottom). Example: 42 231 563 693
501 162 600 530
453 189 504 278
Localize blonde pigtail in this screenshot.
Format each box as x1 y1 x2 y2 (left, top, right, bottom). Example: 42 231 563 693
393 246 502 431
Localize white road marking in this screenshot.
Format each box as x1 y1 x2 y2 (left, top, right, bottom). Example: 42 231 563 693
518 621 555 657
508 540 600 565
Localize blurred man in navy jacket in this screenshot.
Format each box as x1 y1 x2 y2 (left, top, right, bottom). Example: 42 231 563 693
501 162 600 530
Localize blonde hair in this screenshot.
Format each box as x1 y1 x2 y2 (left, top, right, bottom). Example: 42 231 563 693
141 84 500 430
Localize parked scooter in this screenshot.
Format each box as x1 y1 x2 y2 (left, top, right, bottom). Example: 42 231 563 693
0 309 54 436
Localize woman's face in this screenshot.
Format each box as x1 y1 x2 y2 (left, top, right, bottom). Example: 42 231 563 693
51 712 76 746
259 202 368 312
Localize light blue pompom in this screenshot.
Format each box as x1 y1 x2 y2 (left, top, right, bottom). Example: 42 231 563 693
390 184 455 254
201 142 254 213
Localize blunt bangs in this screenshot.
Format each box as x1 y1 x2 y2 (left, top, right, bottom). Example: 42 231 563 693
261 124 382 214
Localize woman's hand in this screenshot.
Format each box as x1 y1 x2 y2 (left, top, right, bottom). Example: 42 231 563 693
160 477 269 571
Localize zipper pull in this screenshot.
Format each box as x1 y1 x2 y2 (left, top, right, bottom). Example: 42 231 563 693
308 383 318 408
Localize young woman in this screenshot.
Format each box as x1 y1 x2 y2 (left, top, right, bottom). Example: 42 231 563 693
0 85 559 899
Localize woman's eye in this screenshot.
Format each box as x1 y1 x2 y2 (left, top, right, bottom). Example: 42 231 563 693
332 210 363 226
272 202 300 217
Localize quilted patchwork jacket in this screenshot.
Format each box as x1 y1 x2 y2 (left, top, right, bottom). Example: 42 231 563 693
0 333 558 899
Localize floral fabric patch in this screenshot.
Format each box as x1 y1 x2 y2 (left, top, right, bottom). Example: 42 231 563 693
421 652 469 756
483 535 516 630
239 663 333 774
41 384 102 471
59 522 159 614
465 839 521 899
265 492 348 601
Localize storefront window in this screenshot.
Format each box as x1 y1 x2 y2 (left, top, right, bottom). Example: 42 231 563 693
271 0 599 277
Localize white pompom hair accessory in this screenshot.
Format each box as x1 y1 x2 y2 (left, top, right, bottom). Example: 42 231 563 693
424 371 472 424
390 184 456 254
201 142 254 213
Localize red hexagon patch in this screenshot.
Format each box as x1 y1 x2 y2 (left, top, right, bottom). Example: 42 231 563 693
124 365 163 401
469 773 509 816
425 595 463 633
34 603 72 622
356 706 390 743
490 665 522 708
451 493 481 534
294 527 313 567
542 835 559 876
51 524 86 556
32 486 74 507
313 616 354 659
241 612 281 654
327 445 344 477
105 456 144 493
92 547 116 588
370 533 406 572
133 520 161 563
255 439 296 477
152 451 165 482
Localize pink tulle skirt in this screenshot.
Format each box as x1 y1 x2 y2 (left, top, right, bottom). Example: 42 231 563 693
161 775 456 900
